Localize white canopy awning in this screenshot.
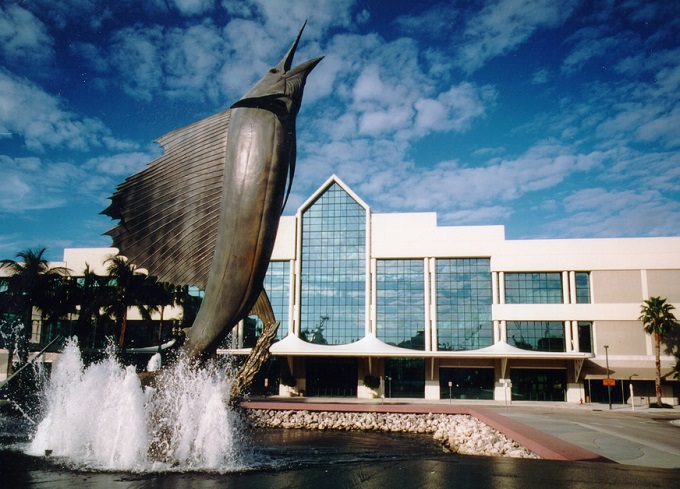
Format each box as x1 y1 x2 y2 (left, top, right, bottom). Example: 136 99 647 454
219 335 593 360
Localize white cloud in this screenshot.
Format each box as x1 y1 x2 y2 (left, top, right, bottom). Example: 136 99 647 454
414 83 497 134
456 0 578 73
0 149 160 215
530 68 549 85
104 15 334 103
84 148 163 177
440 205 514 225
312 37 497 142
109 26 164 102
0 156 79 212
293 135 610 231
171 0 215 16
0 5 54 65
26 0 116 30
226 0 356 40
352 64 401 106
635 106 680 148
0 69 135 152
359 104 414 137
164 23 225 100
552 187 680 238
393 4 459 40
561 29 635 74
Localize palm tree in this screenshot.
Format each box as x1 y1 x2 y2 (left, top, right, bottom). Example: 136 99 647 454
73 264 110 348
143 277 176 345
174 285 202 329
639 297 678 407
35 270 78 342
103 255 152 349
0 247 70 369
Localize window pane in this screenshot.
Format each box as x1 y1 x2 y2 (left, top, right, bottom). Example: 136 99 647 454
505 272 563 304
376 259 425 350
436 258 492 351
575 272 590 304
507 321 565 352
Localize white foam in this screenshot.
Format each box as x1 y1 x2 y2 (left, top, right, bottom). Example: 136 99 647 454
28 339 247 472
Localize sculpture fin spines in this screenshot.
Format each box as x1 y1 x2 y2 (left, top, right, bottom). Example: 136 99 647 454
249 289 276 327
103 108 231 288
107 111 230 207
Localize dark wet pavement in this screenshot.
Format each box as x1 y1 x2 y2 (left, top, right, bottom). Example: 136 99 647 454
2 425 680 489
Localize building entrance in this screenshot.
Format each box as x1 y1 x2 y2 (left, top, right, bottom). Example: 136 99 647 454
439 367 494 400
385 358 424 398
510 368 566 401
305 357 357 397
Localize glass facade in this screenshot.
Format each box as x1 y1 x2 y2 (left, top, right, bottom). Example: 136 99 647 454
575 272 590 303
300 183 366 345
505 272 563 304
376 259 425 349
435 258 492 351
263 260 290 340
507 321 566 352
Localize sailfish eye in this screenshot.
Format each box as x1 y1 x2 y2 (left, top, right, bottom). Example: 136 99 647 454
269 68 279 74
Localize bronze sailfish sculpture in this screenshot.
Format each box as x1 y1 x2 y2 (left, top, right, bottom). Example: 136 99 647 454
103 24 322 364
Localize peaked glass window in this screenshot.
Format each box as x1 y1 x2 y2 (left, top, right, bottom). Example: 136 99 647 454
300 183 366 344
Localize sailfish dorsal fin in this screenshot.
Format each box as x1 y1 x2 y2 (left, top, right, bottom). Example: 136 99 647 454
103 109 231 290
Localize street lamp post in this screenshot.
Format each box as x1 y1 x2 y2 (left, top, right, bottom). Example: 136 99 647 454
604 344 612 410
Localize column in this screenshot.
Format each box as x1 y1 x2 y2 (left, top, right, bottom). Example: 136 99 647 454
565 320 572 352
571 320 579 352
492 271 499 304
423 257 431 351
430 258 438 351
498 271 505 304
370 258 377 336
562 271 570 304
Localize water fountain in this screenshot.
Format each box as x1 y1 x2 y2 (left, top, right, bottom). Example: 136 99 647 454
26 339 248 472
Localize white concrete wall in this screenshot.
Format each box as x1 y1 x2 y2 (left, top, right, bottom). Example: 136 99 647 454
62 247 119 275
371 214 505 258
270 216 297 260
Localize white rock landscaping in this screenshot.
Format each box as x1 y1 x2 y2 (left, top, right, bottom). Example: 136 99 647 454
245 409 540 459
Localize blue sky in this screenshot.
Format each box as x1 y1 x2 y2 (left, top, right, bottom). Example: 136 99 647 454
1 0 679 263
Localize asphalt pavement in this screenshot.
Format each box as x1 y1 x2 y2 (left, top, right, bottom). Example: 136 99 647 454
488 401 680 469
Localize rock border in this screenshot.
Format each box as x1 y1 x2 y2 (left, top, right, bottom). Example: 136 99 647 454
245 409 540 459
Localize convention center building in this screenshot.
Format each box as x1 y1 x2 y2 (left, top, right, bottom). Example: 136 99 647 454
40 176 680 404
